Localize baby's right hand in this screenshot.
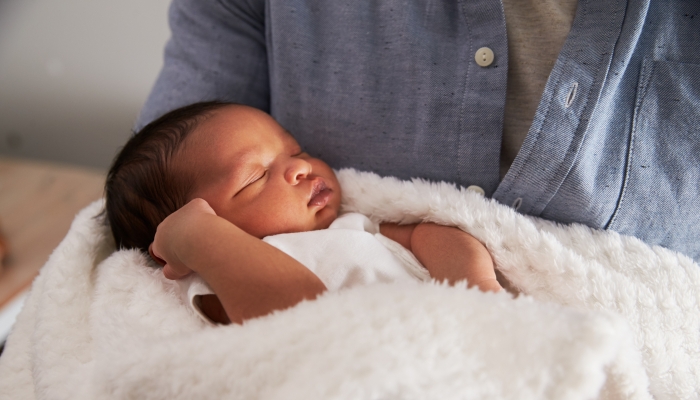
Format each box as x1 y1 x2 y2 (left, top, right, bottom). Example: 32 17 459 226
149 198 217 280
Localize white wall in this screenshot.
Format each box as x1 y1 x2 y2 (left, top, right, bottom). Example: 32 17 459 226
0 0 172 168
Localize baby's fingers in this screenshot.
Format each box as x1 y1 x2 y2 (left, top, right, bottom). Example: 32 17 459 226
162 263 192 280
150 243 192 280
148 243 166 266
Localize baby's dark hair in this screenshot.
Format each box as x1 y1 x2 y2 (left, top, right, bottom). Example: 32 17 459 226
104 101 231 253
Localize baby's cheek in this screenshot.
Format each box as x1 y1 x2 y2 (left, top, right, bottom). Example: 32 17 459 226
248 209 307 237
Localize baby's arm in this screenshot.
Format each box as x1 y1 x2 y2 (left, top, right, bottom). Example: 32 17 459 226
380 223 501 292
151 199 327 324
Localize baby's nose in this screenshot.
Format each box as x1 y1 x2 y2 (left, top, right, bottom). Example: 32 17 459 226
285 158 312 184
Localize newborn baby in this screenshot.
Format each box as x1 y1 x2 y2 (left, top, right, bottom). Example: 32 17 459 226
104 102 501 324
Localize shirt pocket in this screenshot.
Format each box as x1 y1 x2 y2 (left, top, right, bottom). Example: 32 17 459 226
606 59 700 260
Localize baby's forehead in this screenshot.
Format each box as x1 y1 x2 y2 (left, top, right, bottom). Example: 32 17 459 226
179 113 299 166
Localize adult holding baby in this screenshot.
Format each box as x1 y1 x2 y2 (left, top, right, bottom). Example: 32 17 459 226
137 0 700 263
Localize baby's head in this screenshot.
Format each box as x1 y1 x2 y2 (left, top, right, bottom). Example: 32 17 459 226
105 102 341 253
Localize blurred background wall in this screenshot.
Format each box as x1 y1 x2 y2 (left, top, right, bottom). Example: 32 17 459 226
0 0 171 169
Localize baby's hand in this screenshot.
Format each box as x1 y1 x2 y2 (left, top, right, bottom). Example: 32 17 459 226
149 198 217 280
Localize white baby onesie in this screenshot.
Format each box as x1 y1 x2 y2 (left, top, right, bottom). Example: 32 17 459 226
179 212 429 324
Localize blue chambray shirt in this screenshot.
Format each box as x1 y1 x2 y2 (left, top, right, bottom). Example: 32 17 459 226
137 0 700 262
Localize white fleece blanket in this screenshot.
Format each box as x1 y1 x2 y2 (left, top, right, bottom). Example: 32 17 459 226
1 169 698 400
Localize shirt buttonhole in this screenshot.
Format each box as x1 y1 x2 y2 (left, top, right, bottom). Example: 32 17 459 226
565 82 579 108
512 197 523 211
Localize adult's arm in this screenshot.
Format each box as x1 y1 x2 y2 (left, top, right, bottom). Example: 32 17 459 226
136 0 269 130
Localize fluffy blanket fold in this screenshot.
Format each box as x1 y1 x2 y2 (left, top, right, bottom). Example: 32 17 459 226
0 169 698 399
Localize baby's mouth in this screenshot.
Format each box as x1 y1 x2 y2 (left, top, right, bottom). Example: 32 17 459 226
308 179 332 207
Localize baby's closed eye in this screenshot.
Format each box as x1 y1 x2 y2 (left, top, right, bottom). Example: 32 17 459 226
235 170 268 196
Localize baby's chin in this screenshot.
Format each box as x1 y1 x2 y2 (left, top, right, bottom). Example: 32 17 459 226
313 207 339 231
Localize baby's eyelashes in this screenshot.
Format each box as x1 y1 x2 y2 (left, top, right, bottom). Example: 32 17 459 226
248 170 267 186
234 170 267 197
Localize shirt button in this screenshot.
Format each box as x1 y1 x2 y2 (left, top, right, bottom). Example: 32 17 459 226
475 47 494 67
466 185 485 196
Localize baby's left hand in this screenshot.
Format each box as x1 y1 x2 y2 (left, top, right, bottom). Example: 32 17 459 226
383 222 500 293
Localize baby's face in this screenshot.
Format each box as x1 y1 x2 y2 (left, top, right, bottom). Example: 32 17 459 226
178 105 341 238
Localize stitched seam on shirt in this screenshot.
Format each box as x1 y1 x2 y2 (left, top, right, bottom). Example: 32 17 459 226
606 59 655 229
501 0 591 208
501 39 576 207
502 69 563 203
512 0 628 218
529 0 599 214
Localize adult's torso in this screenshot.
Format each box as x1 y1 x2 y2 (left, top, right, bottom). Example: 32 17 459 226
263 0 700 260
140 0 700 260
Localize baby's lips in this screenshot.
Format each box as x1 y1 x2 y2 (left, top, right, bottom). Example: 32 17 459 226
308 177 329 204
148 244 167 266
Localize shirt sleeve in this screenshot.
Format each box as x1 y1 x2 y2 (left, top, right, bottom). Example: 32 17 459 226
178 274 217 325
135 0 270 130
